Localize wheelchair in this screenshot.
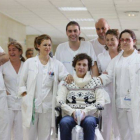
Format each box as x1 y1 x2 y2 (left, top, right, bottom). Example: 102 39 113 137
55 105 104 140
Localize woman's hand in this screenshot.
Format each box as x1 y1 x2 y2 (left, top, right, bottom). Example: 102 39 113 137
72 111 77 122
72 110 86 123
80 111 86 121
21 92 27 97
65 74 74 84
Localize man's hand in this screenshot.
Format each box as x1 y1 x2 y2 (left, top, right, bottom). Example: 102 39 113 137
65 74 74 84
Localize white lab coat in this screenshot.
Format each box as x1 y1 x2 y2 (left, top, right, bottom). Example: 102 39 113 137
97 50 113 140
0 47 9 140
99 50 140 138
18 56 68 139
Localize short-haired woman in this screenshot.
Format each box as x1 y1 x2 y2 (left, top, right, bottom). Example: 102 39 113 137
57 53 110 140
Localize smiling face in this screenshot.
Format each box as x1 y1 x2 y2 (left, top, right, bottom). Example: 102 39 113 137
66 25 81 42
75 59 89 78
37 39 52 56
106 34 119 51
95 20 109 40
26 50 33 59
8 45 22 61
120 32 135 52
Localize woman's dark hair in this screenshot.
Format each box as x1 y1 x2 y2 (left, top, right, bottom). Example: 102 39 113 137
105 29 121 52
119 29 137 49
8 41 25 62
34 34 52 51
72 53 92 71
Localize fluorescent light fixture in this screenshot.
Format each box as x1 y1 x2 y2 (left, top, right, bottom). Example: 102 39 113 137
69 18 94 21
87 35 98 37
131 29 139 31
81 27 95 30
58 7 87 11
124 11 139 17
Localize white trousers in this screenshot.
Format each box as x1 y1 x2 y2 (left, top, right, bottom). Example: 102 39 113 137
117 108 140 140
25 110 52 140
101 103 112 140
7 110 23 140
0 94 9 140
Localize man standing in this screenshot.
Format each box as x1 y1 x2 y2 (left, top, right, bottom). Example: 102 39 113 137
55 21 98 76
91 18 110 56
25 48 34 59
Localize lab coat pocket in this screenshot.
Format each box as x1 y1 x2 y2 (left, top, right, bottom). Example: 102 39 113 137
7 95 15 109
45 76 54 87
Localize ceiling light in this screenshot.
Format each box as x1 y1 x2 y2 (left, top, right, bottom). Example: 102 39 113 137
124 11 139 17
81 27 95 30
131 29 139 32
58 7 87 11
69 18 94 22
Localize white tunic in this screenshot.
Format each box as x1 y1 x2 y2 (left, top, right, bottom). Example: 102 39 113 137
55 41 97 74
35 56 54 113
2 61 24 110
90 38 105 56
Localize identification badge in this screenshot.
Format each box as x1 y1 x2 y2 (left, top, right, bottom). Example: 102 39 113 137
124 96 131 101
123 94 131 107
48 71 54 80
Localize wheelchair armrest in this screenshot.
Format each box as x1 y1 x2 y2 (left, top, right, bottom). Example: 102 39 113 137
55 106 61 113
96 104 104 111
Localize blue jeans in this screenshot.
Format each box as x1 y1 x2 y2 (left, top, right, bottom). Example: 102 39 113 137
60 116 98 140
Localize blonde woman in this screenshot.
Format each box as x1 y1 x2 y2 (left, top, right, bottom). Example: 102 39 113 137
2 42 25 140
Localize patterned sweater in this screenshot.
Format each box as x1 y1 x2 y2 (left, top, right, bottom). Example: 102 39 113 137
57 72 109 117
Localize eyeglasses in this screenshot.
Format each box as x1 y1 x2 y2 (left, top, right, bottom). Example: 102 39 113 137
119 38 133 43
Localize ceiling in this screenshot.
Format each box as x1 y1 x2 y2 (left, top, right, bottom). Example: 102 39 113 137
0 0 140 45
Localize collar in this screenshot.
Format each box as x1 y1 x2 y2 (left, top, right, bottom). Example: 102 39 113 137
73 71 91 88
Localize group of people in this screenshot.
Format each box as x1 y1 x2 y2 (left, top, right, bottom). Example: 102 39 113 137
0 17 140 140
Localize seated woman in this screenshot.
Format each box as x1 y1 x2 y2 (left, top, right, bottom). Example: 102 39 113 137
57 53 110 140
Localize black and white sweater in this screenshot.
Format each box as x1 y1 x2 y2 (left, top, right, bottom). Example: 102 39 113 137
57 72 109 117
